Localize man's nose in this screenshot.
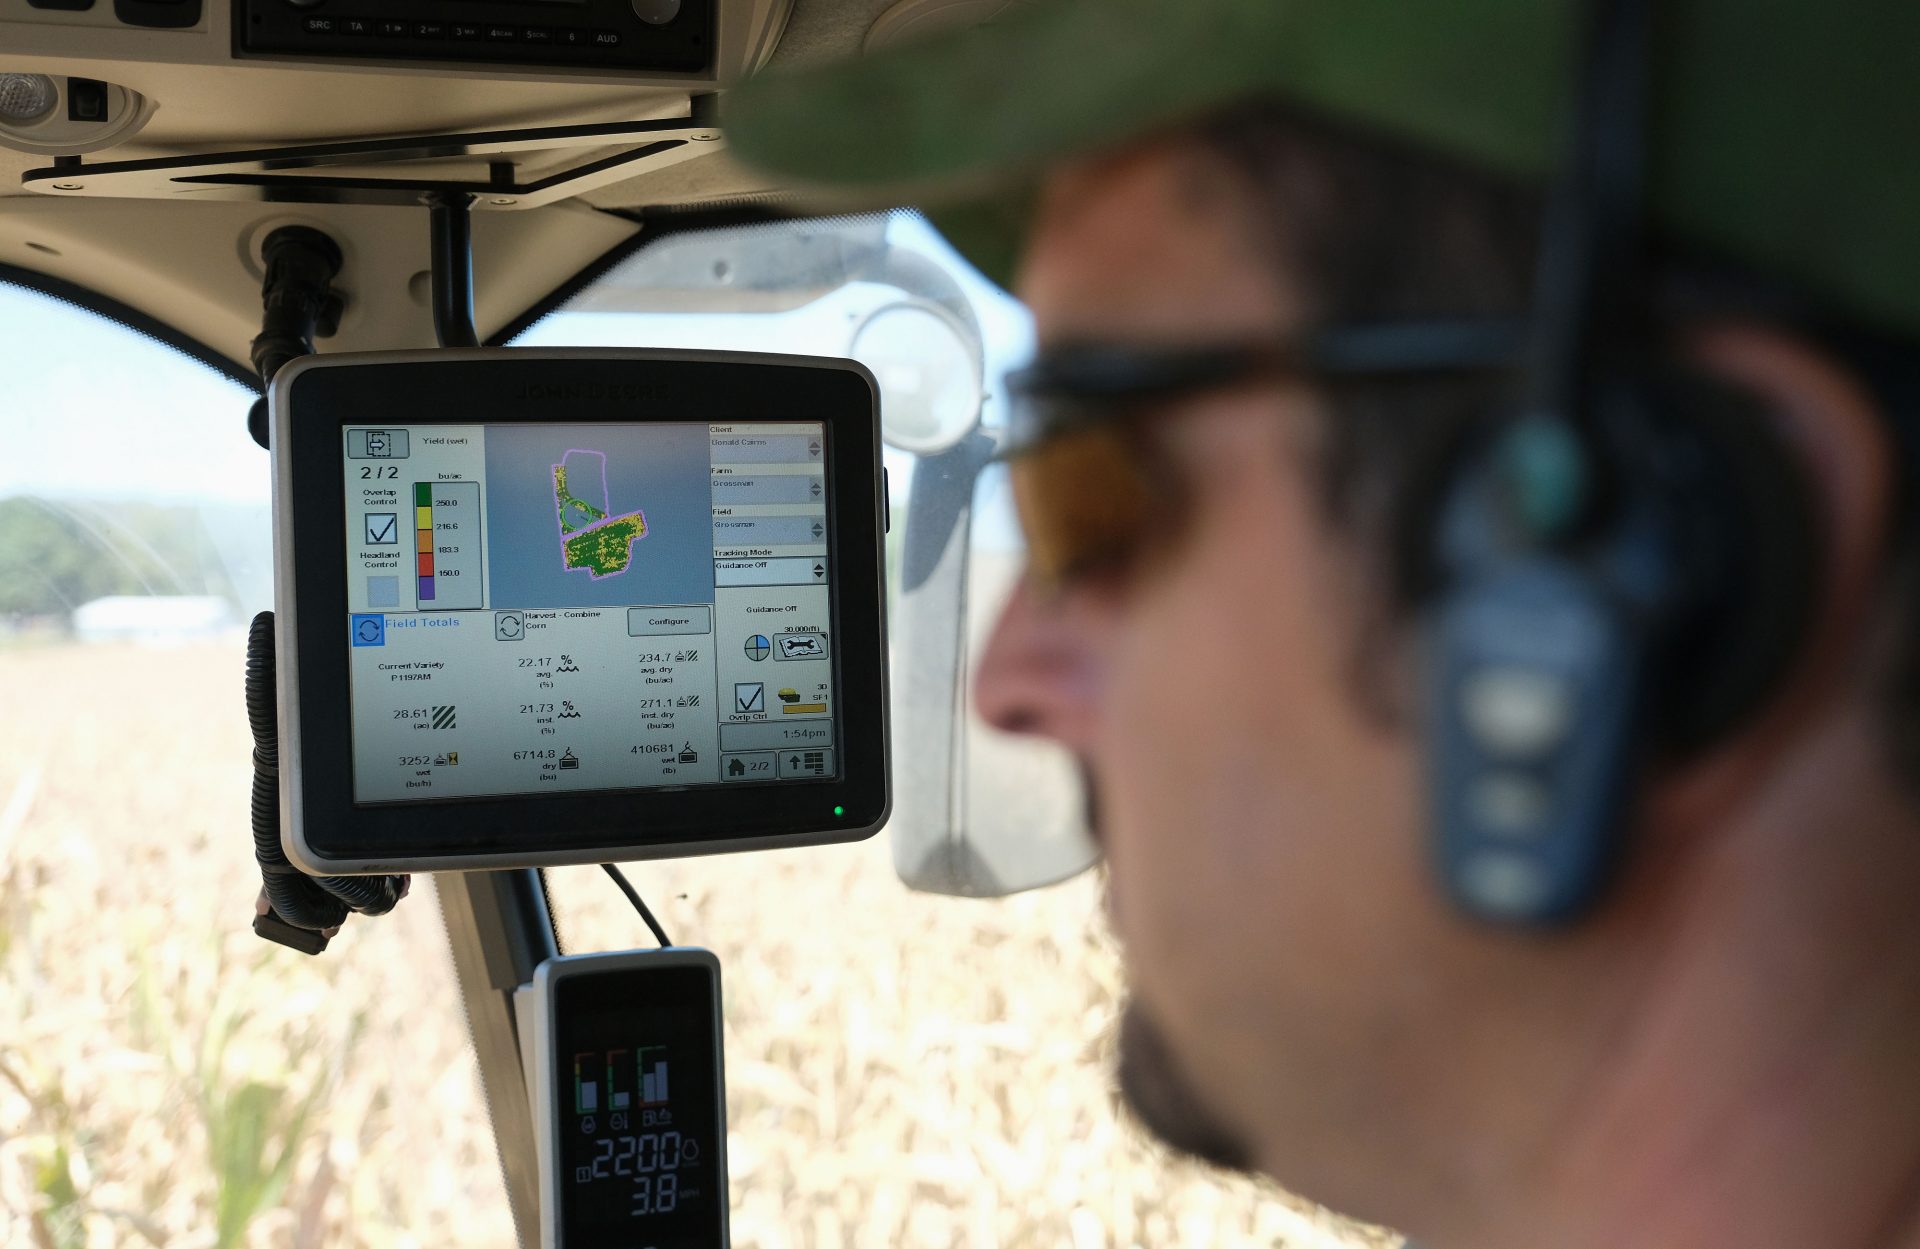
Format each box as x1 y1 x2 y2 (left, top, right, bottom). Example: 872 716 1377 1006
972 575 1101 746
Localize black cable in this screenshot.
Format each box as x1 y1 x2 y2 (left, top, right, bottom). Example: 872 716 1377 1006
602 863 671 948
245 227 346 449
247 611 408 951
250 226 344 386
537 868 567 956
427 192 481 349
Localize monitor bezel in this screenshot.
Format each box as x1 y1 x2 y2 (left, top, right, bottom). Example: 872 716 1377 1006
273 348 890 874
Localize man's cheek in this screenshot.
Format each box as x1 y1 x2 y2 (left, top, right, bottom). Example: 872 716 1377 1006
1099 608 1270 962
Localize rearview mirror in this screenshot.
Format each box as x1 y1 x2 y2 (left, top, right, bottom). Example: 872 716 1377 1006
856 301 983 455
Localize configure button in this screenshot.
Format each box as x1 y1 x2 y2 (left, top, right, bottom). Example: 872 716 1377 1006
627 605 712 637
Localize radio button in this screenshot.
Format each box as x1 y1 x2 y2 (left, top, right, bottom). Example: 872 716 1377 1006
376 19 408 36
451 22 482 40
301 15 336 34
485 24 519 40
590 29 622 46
522 25 553 42
340 17 372 35
557 28 587 46
413 21 446 38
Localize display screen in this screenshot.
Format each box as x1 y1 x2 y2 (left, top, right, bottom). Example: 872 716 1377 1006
553 964 725 1247
341 422 836 804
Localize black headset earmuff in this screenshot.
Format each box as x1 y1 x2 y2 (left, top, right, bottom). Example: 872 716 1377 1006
1614 368 1822 754
1426 0 1821 924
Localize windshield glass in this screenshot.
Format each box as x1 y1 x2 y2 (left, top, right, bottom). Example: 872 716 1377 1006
0 281 517 1246
0 221 1388 1248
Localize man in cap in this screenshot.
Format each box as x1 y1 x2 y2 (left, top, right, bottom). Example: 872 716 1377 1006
727 3 1920 1246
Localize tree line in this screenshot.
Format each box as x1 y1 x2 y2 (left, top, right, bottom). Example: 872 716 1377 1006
0 495 248 619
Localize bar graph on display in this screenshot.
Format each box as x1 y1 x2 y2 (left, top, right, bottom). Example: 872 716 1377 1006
638 1046 669 1107
607 1048 631 1111
573 1046 671 1116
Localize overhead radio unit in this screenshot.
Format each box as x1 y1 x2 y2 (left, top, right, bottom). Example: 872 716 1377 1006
236 0 713 75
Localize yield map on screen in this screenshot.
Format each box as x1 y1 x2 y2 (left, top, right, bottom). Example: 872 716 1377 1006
554 448 649 579
483 423 713 609
342 422 836 804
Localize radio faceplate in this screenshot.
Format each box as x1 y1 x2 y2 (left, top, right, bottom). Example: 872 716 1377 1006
235 0 713 75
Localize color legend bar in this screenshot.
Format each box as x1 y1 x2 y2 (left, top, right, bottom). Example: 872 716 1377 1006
414 482 436 602
406 481 481 609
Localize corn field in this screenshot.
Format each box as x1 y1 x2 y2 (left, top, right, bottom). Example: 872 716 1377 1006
0 639 1389 1249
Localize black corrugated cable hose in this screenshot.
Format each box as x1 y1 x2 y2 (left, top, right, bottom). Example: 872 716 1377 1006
248 226 344 386
248 611 406 932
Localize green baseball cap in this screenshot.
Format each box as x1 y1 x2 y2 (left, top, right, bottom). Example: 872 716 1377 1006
723 0 1920 339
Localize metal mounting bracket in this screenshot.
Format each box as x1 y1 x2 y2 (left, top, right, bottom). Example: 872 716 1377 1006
21 101 722 210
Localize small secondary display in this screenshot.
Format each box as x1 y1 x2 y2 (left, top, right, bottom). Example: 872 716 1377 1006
342 420 837 803
526 951 725 1243
552 960 726 1247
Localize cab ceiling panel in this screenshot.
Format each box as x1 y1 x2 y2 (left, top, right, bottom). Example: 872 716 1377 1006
0 0 813 357
0 0 798 207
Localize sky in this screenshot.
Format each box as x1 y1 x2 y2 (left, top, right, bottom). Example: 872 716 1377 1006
0 285 265 505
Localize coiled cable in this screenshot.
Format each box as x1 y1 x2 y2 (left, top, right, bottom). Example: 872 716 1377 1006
248 611 406 943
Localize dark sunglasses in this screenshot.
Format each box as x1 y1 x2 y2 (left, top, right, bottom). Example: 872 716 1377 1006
1001 319 1527 586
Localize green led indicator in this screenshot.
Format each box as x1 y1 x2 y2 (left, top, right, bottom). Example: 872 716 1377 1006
834 806 846 818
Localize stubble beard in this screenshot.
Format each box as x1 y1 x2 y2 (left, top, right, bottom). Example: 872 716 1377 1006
1115 997 1258 1173
1082 761 1258 1173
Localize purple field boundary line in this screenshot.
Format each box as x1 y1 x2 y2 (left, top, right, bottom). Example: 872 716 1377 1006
552 448 649 581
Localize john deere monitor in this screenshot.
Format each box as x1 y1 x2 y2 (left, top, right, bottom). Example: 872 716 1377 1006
271 349 889 873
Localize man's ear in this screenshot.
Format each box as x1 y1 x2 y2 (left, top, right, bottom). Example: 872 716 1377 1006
1647 322 1898 834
